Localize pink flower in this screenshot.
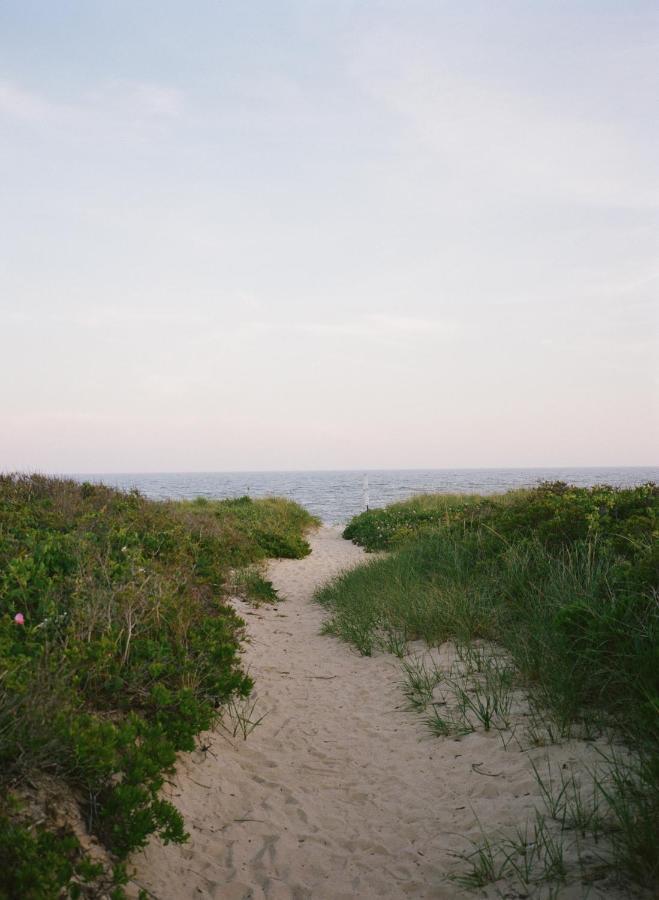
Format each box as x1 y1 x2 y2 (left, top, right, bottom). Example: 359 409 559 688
14 613 25 625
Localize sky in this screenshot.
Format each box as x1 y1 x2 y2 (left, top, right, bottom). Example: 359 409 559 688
1 0 658 472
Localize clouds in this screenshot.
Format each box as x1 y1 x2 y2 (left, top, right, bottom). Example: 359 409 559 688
85 80 184 120
0 2 657 471
0 80 67 122
285 314 458 343
349 26 659 210
0 77 184 151
5 305 458 358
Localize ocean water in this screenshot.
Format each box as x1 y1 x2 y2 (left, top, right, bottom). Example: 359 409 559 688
74 467 658 526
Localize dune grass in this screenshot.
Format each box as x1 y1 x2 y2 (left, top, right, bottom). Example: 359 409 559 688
317 482 658 892
0 474 317 899
171 494 318 566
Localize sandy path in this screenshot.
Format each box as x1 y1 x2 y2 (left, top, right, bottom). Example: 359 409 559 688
132 528 624 900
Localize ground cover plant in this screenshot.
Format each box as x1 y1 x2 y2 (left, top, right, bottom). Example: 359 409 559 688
317 482 658 894
0 475 317 899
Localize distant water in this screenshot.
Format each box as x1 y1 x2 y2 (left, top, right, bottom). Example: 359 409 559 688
72 468 658 526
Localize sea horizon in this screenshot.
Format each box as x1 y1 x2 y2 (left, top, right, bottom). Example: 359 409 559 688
63 465 659 526
56 463 659 475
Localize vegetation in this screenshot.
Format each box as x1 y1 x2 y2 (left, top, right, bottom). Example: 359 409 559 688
0 475 317 899
343 491 486 551
317 482 658 892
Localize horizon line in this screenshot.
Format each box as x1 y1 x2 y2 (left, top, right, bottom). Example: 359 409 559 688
5 464 657 477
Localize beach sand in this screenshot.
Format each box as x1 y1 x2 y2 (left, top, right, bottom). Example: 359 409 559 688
132 527 628 899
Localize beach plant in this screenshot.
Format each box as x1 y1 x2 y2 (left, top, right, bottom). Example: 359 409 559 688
232 566 279 605
342 492 485 552
590 747 659 888
399 656 440 711
318 481 659 892
222 696 268 741
378 625 409 658
455 810 595 895
0 474 317 896
453 830 506 888
321 482 658 741
424 703 474 739
531 758 610 839
444 648 516 732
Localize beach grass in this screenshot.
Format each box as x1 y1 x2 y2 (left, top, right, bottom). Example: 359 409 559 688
0 474 318 898
316 481 658 891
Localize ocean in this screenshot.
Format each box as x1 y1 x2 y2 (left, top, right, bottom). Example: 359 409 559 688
73 467 658 526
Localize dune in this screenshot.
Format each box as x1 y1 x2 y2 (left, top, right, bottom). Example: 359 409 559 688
131 527 628 899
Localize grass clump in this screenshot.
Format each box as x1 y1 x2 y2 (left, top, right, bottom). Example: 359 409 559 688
343 492 485 551
0 475 317 898
232 567 280 605
456 810 572 895
317 481 658 891
324 482 658 740
174 495 318 566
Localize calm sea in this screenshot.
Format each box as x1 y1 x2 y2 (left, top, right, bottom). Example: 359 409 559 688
73 468 658 526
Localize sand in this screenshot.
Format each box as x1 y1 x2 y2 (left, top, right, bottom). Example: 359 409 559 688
131 527 629 900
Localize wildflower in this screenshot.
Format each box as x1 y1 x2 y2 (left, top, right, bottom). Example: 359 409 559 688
14 613 25 625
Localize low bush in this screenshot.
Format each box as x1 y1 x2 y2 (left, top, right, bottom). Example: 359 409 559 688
343 492 485 551
318 481 658 889
0 475 317 897
0 813 92 900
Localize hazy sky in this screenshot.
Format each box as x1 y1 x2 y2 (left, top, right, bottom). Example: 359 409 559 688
1 1 658 472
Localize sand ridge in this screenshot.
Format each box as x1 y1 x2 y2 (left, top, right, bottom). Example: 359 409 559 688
132 527 625 899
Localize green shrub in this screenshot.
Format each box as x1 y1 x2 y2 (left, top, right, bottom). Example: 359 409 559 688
343 493 484 551
344 481 657 561
328 483 658 739
0 474 317 894
0 810 129 900
321 482 658 889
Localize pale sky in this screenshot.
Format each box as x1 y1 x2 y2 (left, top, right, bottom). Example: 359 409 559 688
1 1 658 472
